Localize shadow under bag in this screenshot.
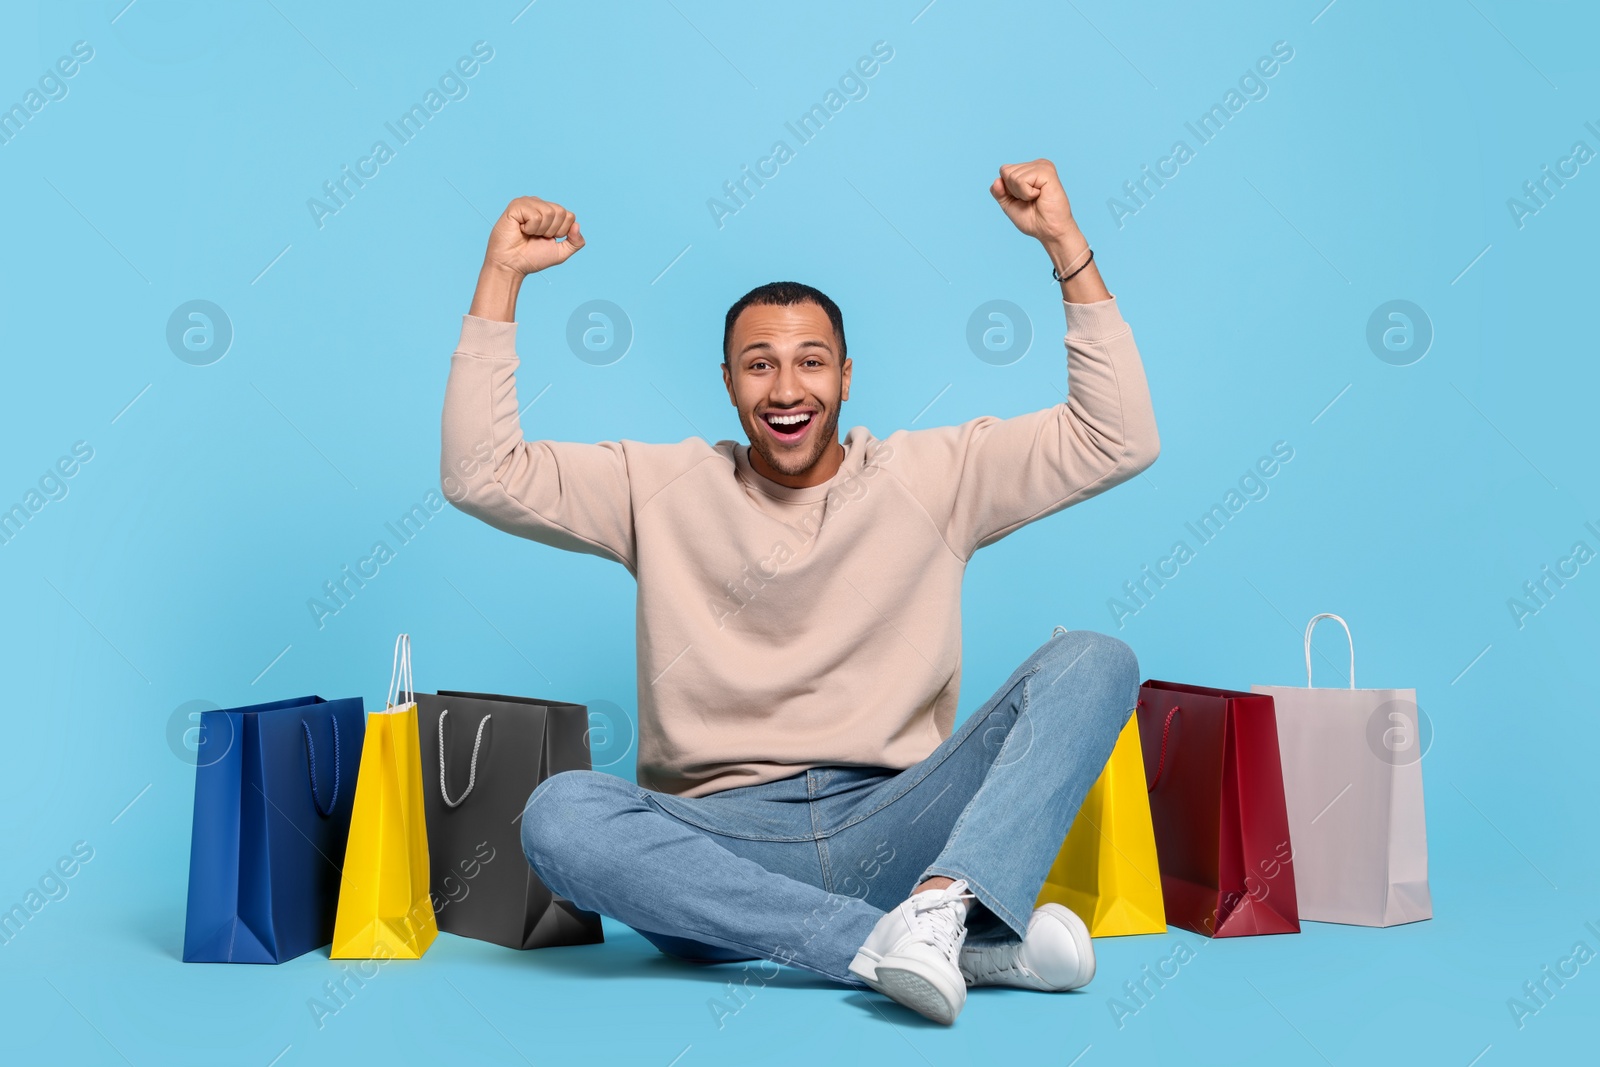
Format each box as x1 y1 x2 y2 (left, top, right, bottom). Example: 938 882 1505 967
183 695 366 963
413 690 604 950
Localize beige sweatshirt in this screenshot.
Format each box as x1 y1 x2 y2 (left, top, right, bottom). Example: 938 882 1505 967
440 296 1159 797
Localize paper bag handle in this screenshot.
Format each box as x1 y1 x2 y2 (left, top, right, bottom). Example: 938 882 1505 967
386 633 415 708
438 708 490 809
1303 613 1355 689
1143 701 1181 792
302 716 342 818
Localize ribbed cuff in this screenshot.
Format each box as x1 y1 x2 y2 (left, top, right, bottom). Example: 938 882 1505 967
1062 294 1128 341
456 313 518 358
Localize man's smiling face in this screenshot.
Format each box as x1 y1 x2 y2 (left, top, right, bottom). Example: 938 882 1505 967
722 301 852 488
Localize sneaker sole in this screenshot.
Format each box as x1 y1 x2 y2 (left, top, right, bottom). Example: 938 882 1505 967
851 946 964 1024
870 963 964 1025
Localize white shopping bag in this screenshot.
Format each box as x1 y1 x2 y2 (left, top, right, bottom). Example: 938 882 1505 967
1252 614 1432 927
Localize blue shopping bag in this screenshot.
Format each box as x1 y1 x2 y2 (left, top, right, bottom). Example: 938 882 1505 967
183 695 365 963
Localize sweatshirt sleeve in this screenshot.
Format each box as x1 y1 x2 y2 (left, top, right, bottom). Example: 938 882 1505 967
886 295 1159 561
440 314 637 571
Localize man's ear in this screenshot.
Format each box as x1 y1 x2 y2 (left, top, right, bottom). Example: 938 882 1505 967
840 356 852 403
722 361 736 405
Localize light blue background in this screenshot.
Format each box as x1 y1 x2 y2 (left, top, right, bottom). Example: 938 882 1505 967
2 0 1596 1063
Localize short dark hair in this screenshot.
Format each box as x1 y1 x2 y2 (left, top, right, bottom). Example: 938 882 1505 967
722 281 846 366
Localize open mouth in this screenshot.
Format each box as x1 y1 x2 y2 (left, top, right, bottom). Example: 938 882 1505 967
760 408 816 445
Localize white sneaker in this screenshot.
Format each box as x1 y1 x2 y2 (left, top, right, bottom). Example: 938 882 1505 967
848 880 974 1025
959 903 1096 991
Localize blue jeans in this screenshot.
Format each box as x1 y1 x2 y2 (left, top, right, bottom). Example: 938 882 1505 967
520 629 1138 986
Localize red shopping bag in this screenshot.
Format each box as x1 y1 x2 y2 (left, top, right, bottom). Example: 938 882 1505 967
1137 679 1300 938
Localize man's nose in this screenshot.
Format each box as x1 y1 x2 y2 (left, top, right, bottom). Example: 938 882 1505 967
771 365 805 404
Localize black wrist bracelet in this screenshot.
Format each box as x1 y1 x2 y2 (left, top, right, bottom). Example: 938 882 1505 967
1052 248 1094 283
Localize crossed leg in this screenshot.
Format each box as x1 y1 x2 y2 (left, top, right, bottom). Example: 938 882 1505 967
519 630 1138 984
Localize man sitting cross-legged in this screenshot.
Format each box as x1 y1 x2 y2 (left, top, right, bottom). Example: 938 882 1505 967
439 158 1159 1024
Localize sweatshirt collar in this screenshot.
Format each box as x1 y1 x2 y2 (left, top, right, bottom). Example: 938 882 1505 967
733 429 864 504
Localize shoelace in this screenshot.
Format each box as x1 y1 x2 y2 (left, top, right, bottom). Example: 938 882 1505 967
909 879 976 962
960 940 1033 984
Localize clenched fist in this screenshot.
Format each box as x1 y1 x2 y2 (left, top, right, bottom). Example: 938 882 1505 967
990 159 1079 246
484 196 585 276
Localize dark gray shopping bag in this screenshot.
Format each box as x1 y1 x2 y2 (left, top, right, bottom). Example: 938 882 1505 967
414 690 604 949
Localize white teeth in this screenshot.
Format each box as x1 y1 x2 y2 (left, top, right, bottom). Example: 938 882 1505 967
766 413 812 428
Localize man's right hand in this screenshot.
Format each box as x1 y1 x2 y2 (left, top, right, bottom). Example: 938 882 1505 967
485 196 585 276
470 196 584 321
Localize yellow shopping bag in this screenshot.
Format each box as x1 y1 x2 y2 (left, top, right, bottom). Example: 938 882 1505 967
1035 713 1167 936
331 634 438 959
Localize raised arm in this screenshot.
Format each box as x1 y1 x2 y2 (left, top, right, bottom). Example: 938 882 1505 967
440 197 639 571
887 159 1160 560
